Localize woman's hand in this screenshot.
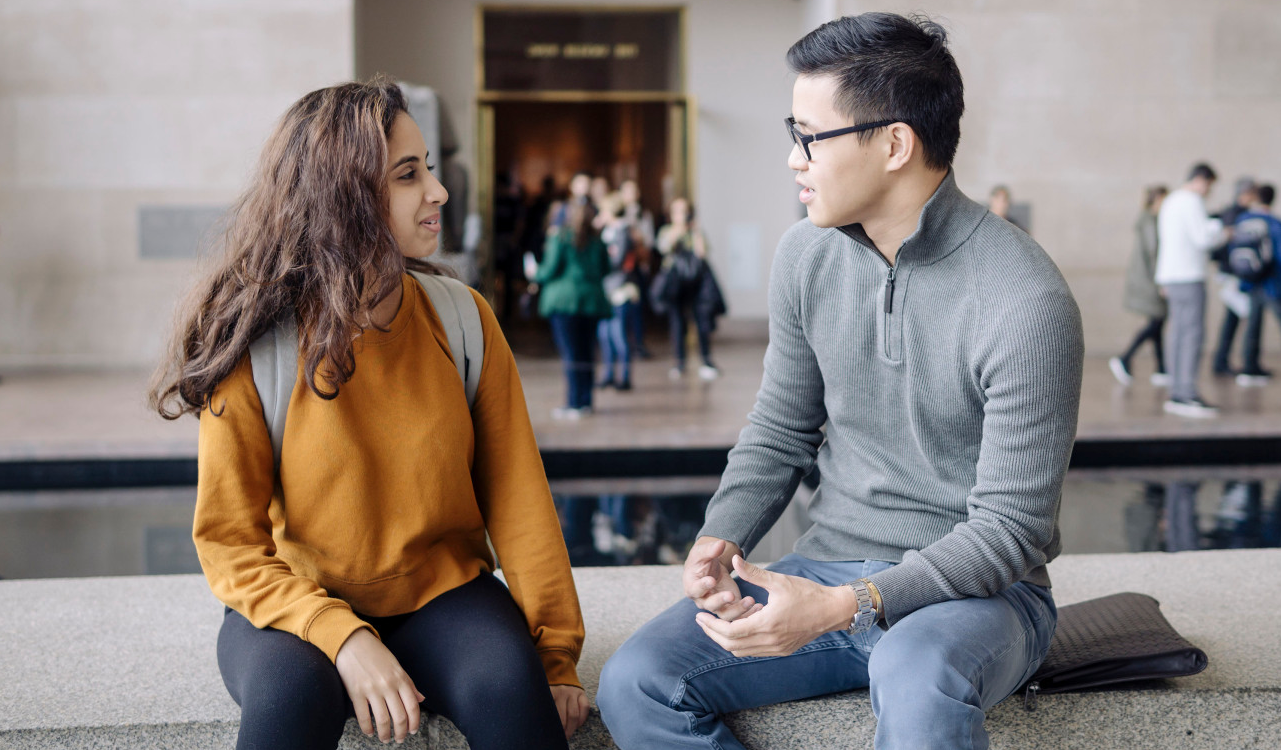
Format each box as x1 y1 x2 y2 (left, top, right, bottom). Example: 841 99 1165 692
550 685 590 739
335 629 425 744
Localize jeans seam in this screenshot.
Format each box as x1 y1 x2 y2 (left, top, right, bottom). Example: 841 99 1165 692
668 638 859 709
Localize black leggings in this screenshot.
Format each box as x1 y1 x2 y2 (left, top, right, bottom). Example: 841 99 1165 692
668 304 713 368
1121 315 1166 371
217 573 567 750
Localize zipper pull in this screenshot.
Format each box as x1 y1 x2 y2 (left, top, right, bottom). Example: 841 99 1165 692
883 266 897 314
1023 682 1040 711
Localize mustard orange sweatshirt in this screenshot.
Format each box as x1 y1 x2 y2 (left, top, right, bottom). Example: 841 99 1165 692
193 275 583 687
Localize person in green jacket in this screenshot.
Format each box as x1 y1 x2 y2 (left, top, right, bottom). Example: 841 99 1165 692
1111 185 1170 386
533 196 611 419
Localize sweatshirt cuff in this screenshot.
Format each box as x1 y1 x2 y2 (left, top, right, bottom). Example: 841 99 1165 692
306 604 378 663
866 560 942 627
540 648 582 689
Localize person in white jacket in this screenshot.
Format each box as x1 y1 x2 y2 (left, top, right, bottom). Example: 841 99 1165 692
1154 163 1227 417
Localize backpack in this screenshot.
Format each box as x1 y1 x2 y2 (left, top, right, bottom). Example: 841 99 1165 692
248 272 483 469
1226 215 1276 283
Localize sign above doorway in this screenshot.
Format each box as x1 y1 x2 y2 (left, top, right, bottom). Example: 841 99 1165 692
480 7 682 93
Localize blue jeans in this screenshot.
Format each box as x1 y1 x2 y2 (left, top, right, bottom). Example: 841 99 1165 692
548 313 596 408
598 302 634 383
597 555 1056 750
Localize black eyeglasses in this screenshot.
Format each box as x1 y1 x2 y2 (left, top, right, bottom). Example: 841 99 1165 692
784 116 906 161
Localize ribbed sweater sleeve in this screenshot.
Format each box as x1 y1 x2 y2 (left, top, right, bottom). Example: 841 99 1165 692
869 285 1083 624
468 290 585 688
698 226 827 551
192 357 372 662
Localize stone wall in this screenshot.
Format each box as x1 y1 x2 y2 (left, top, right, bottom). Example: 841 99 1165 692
0 0 353 369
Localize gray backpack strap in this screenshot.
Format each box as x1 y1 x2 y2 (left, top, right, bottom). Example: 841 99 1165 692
411 272 484 409
248 311 299 471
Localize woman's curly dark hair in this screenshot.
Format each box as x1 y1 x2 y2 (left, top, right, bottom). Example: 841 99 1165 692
149 75 445 419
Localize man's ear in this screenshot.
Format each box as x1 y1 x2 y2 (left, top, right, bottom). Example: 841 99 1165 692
884 122 916 173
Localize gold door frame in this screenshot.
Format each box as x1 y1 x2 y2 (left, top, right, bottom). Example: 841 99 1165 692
474 4 695 295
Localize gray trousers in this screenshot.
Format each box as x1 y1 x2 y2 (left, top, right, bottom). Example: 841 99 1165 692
1163 282 1206 401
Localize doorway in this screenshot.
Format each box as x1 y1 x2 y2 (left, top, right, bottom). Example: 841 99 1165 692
481 97 691 321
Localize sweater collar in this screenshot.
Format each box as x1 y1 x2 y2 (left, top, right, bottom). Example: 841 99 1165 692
838 169 988 266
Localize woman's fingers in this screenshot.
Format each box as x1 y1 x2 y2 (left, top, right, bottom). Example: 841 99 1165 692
386 689 410 743
555 691 571 738
352 695 374 737
399 684 423 736
571 691 590 734
369 693 393 742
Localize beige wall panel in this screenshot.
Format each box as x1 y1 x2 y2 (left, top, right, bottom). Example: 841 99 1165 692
0 0 354 369
0 99 16 183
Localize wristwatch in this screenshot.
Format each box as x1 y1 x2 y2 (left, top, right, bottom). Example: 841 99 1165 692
843 579 878 635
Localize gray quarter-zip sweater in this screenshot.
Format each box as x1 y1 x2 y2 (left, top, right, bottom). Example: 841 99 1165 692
699 171 1084 625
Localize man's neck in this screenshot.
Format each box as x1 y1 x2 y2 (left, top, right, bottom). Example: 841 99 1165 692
860 169 948 265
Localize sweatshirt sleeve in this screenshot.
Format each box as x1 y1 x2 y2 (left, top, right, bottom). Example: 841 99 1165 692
192 356 373 662
467 290 585 688
868 285 1084 625
1187 199 1224 252
697 226 827 552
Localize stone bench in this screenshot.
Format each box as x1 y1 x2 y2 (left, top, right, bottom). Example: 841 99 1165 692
2 549 1279 749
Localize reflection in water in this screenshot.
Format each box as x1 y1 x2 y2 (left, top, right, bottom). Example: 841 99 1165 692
555 493 711 567
2 474 1280 578
1137 480 1281 553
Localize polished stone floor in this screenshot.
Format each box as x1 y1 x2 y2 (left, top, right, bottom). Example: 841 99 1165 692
2 322 1279 461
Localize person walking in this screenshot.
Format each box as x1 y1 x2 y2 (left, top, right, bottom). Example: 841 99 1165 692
655 198 724 380
617 179 657 358
1154 163 1228 417
1211 177 1259 376
1110 185 1170 386
148 78 587 750
533 197 611 419
596 195 642 391
1234 183 1281 385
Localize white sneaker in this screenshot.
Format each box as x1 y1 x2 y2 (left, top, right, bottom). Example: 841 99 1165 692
1108 357 1133 386
1150 372 1171 387
668 367 684 381
1236 372 1271 387
1163 398 1219 418
698 365 720 381
551 406 584 421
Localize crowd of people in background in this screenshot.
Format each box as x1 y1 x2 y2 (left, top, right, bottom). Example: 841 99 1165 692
499 171 727 420
1110 163 1281 418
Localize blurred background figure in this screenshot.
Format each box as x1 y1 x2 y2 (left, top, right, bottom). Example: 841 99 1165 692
987 184 1027 233
1154 163 1228 418
492 171 526 319
596 194 642 391
1211 176 1260 376
1111 185 1170 387
616 179 656 359
1164 480 1202 552
653 198 725 381
531 196 610 420
1230 183 1281 385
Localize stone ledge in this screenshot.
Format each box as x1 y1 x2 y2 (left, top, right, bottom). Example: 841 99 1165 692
2 549 1279 749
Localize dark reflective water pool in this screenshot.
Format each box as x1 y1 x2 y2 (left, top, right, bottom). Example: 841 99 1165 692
1 468 1278 579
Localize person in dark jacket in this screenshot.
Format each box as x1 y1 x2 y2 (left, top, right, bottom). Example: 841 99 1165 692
655 198 726 381
1111 185 1169 386
533 199 611 419
1210 176 1259 376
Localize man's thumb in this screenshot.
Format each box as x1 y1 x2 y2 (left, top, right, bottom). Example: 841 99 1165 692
731 555 771 585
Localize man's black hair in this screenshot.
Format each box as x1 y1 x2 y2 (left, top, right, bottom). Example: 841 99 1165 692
787 13 963 171
1187 163 1217 182
1258 184 1275 207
